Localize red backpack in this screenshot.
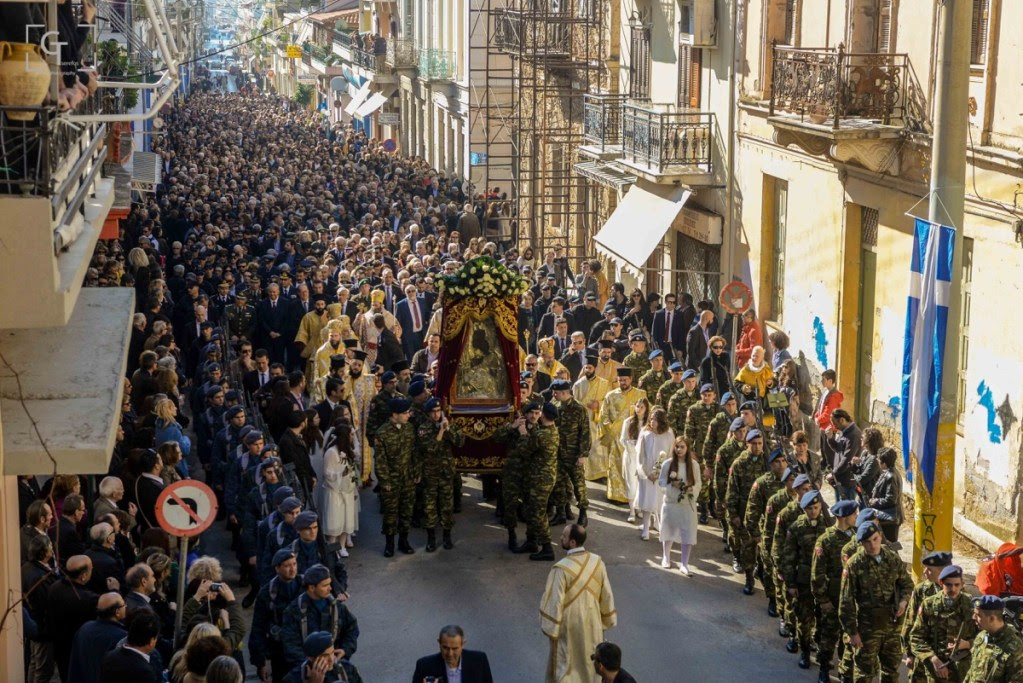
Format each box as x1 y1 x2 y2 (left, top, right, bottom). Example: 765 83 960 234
977 542 1023 596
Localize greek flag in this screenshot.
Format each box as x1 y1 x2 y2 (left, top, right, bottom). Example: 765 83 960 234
901 218 956 492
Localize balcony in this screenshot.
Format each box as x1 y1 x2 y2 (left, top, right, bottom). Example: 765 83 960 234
580 93 626 159
418 48 456 82
386 38 418 69
492 7 597 66
768 45 927 173
617 103 715 184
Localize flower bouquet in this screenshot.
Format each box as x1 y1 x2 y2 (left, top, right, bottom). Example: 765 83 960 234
436 255 531 300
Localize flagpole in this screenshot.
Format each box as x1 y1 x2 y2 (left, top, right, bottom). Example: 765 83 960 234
915 0 971 575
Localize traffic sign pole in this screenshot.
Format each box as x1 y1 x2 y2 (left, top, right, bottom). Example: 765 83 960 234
173 536 189 642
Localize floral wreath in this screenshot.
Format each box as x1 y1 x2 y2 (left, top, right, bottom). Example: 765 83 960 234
436 256 530 300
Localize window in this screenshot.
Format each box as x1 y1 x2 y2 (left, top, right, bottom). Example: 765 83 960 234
970 0 990 65
957 237 974 424
770 178 788 320
784 0 799 46
677 44 702 109
629 25 651 100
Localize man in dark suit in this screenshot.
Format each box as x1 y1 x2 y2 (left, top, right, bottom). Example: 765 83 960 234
48 555 100 681
314 377 347 428
572 294 603 342
537 297 574 339
379 270 404 313
257 283 290 365
685 309 714 372
132 450 166 533
559 332 588 382
395 284 428 362
98 610 161 682
244 348 273 396
84 522 125 594
50 493 87 569
334 286 360 322
650 292 686 362
68 592 127 683
412 625 493 683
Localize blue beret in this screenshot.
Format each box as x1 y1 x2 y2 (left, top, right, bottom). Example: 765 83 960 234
629 331 646 341
729 417 745 431
294 511 318 530
272 487 295 507
520 370 533 379
244 431 264 445
767 448 784 464
922 551 953 567
745 429 762 442
856 522 879 542
939 565 963 582
302 631 334 658
973 595 1004 611
856 508 878 526
302 564 331 586
648 349 663 360
670 362 684 372
381 371 397 383
792 474 811 488
682 369 697 380
388 397 411 414
424 397 440 411
740 401 757 412
523 401 541 412
206 385 224 397
799 490 821 509
203 343 219 355
240 424 257 438
226 405 244 419
720 391 735 405
700 383 715 394
259 456 281 471
225 389 240 401
780 467 795 482
272 548 296 567
279 496 302 513
550 379 572 392
261 444 278 456
408 381 426 397
830 500 859 518
542 402 560 420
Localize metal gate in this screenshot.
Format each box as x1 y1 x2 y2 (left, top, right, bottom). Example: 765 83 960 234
673 233 720 302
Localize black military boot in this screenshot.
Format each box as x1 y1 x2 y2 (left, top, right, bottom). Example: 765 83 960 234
817 658 831 683
514 539 539 554
507 527 518 551
442 530 453 550
242 585 258 609
698 502 709 525
798 641 811 669
398 533 415 554
425 530 437 553
384 535 395 558
549 506 566 525
742 570 755 595
778 619 790 638
564 504 576 521
577 508 588 527
529 543 555 561
767 597 778 618
785 636 799 653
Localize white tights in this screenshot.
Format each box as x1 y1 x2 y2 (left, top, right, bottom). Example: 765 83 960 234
661 541 673 563
641 512 654 537
680 544 692 569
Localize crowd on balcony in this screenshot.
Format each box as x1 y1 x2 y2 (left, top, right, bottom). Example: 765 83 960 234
20 84 984 683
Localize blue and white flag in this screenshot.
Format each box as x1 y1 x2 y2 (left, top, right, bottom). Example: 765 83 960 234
901 218 956 492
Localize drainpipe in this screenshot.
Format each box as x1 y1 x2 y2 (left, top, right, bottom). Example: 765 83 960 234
724 0 739 284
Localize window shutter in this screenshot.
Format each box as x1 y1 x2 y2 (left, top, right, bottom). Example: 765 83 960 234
677 44 691 108
689 47 702 108
877 0 893 52
785 0 797 45
971 0 990 65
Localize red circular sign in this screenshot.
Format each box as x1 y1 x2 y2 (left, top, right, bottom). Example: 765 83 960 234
719 280 753 315
154 480 219 538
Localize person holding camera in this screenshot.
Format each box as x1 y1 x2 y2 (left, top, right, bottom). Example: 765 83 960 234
251 549 303 682
411 625 493 683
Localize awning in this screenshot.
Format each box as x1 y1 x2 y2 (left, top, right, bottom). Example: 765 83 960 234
573 160 637 193
593 183 691 279
344 80 372 115
354 92 388 119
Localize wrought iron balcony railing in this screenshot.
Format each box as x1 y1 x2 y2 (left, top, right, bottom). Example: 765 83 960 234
418 48 456 81
386 38 418 68
621 104 714 175
582 93 626 152
334 30 354 49
493 10 571 57
769 45 910 128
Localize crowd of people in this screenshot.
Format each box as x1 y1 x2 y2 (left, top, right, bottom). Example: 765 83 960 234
13 86 1021 683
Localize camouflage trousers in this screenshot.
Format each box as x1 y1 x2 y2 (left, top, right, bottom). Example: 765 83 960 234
789 585 816 643
525 466 558 546
774 575 795 633
423 468 454 531
551 457 588 509
757 543 777 600
380 477 416 536
849 624 902 683
816 604 843 669
729 523 758 571
502 459 529 530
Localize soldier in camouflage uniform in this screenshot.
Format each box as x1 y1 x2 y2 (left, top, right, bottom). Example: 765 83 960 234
903 551 955 682
685 383 719 523
667 369 700 436
811 499 859 683
497 403 541 551
725 428 767 595
366 371 404 448
703 391 738 473
225 291 256 342
621 331 652 378
549 380 591 527
518 403 561 562
714 417 748 559
745 448 787 619
964 595 1023 683
780 490 831 669
838 522 914 683
417 397 465 553
909 565 977 682
773 473 816 653
374 397 419 558
637 350 670 398
764 467 798 632
655 363 687 409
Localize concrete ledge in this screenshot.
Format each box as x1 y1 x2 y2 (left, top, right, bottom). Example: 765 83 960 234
0 287 135 475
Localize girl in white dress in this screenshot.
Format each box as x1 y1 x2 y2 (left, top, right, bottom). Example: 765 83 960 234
659 436 702 574
320 420 360 553
619 397 650 523
634 408 675 540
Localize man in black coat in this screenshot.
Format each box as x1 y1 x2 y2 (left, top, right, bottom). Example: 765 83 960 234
685 309 714 372
411 625 493 683
132 450 166 532
50 493 87 569
650 292 687 362
278 410 316 500
68 592 127 683
257 283 290 365
48 555 100 682
84 522 125 594
22 534 58 683
824 409 863 502
98 610 161 682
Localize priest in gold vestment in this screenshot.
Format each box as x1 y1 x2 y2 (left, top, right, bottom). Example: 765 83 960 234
573 354 612 482
598 367 646 503
540 524 616 683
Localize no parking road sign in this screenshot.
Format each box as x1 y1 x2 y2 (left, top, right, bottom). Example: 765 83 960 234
155 480 218 538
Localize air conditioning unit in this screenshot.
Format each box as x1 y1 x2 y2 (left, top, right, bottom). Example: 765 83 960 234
677 204 723 245
131 151 162 194
679 0 717 48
